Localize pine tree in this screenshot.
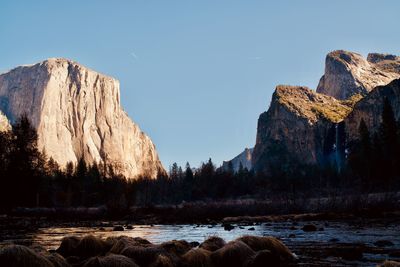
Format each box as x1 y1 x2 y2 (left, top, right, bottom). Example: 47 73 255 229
8 115 44 207
379 98 398 184
359 119 371 156
380 98 398 156
184 162 193 180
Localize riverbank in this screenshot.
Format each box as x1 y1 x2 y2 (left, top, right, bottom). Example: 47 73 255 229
3 190 400 225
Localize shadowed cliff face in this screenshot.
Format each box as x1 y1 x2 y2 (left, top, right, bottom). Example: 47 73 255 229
251 85 360 173
0 58 166 179
345 79 400 142
317 50 400 100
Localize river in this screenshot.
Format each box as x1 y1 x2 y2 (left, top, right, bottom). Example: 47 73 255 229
1 218 399 266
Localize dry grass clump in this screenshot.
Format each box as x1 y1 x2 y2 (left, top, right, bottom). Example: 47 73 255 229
379 261 400 267
56 235 81 257
160 240 191 256
236 236 294 263
210 241 255 267
199 236 226 252
181 248 212 267
0 244 54 267
41 251 70 267
76 235 108 258
108 236 152 254
0 234 296 267
83 254 139 267
246 249 286 267
149 254 175 267
121 245 167 267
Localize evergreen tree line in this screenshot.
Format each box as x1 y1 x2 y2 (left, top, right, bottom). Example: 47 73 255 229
0 99 399 210
348 98 400 190
132 98 400 205
0 115 133 212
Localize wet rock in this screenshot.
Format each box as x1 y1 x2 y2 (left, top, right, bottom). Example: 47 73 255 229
329 245 364 261
113 226 124 231
374 240 394 247
189 242 200 248
289 234 296 238
290 226 297 230
248 227 255 231
223 223 234 231
126 225 133 230
329 238 339 242
389 251 400 257
302 224 317 232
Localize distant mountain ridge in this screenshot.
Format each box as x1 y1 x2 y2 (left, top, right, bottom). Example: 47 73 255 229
0 58 166 179
222 148 253 172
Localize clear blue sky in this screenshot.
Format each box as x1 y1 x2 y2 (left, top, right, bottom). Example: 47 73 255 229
1 1 399 169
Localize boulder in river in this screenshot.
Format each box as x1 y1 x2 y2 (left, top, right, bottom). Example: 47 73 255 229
302 224 317 232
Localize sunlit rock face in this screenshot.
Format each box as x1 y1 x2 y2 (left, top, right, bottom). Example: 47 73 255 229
222 147 253 172
0 111 10 132
252 85 360 173
345 79 400 142
0 58 166 179
317 50 400 100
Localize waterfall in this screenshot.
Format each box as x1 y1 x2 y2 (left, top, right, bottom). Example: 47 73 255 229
334 123 341 173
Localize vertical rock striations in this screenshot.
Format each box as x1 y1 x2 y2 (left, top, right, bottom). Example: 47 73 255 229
0 58 166 179
316 50 400 100
251 85 360 173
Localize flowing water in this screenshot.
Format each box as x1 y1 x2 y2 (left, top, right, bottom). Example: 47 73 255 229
0 219 399 266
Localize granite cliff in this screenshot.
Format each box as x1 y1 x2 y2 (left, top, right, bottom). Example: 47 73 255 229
251 85 360 173
0 111 10 132
0 58 166 179
317 50 400 100
227 50 399 174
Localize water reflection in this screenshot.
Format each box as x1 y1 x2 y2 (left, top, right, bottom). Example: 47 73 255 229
0 220 397 251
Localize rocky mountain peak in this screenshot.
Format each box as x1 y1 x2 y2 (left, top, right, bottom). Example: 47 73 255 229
317 50 400 100
367 53 399 63
222 147 253 172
